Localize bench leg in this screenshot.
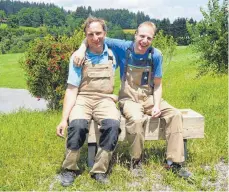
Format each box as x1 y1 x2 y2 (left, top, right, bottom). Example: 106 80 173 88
183 139 188 161
88 143 97 168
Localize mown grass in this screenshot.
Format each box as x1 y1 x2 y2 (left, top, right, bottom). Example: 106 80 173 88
0 46 228 191
123 29 135 34
0 23 8 29
0 53 27 88
0 24 41 31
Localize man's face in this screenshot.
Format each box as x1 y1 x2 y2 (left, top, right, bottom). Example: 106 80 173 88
134 25 154 54
86 22 106 53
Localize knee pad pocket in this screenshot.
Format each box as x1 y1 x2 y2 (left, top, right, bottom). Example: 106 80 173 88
99 119 121 151
67 119 88 150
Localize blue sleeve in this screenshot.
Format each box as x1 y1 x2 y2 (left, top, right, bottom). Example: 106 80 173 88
153 48 163 78
67 56 82 87
105 37 132 51
105 38 133 78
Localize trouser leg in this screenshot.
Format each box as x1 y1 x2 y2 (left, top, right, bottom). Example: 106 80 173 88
62 119 89 170
121 100 146 160
160 100 185 163
90 119 120 174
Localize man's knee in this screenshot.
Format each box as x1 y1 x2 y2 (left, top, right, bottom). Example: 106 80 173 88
67 119 89 150
99 119 121 151
126 118 143 135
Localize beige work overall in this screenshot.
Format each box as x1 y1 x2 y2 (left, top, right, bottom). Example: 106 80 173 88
119 62 185 163
62 50 120 174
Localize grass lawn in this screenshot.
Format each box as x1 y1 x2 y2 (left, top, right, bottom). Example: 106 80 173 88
0 24 43 31
0 46 228 191
0 53 27 88
123 29 135 34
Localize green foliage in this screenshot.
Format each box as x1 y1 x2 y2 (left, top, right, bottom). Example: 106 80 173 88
7 14 19 28
152 30 177 73
171 18 190 45
0 10 6 20
21 31 84 110
0 27 47 54
187 0 228 74
107 24 126 39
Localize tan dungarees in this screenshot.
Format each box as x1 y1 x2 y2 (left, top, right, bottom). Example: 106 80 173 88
119 54 184 163
62 49 120 174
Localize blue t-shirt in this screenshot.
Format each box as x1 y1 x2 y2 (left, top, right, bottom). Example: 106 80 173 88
105 38 163 79
67 44 117 87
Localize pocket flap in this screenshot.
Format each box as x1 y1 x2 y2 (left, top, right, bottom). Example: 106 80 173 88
88 71 111 78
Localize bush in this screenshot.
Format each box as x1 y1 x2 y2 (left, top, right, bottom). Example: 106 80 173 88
152 30 177 72
21 30 84 110
187 0 228 74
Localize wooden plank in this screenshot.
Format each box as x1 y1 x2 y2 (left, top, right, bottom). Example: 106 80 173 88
87 109 204 143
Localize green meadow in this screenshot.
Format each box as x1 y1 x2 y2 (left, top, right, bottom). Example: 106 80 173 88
0 53 26 88
0 46 228 191
123 29 136 34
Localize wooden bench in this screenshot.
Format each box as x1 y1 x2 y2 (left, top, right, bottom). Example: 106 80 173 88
86 109 204 167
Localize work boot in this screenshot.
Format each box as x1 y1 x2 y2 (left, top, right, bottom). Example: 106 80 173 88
91 173 110 184
59 169 78 187
165 163 192 179
130 159 144 178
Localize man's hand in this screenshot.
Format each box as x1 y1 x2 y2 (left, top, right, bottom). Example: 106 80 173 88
56 120 68 138
73 50 85 67
151 106 161 118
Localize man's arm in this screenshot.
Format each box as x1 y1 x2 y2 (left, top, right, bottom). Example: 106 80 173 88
151 78 162 118
73 37 132 66
56 84 78 137
151 48 163 118
73 39 87 67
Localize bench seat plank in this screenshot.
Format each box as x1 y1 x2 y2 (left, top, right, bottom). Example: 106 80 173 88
87 109 204 143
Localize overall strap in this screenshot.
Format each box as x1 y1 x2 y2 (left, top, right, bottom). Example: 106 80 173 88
107 48 114 64
148 47 154 77
123 42 134 81
147 47 155 87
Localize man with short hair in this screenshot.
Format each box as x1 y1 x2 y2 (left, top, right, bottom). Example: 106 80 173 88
56 16 120 187
74 21 192 179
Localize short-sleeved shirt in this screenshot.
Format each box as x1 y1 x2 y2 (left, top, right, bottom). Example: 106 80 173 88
104 38 163 79
67 44 117 87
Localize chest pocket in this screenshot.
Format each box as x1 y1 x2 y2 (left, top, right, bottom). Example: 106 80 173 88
85 65 113 94
127 66 151 86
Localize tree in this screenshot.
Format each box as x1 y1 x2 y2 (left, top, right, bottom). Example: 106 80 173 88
18 8 33 26
171 18 190 45
0 10 6 20
7 14 19 28
75 6 88 19
44 7 66 27
187 0 228 73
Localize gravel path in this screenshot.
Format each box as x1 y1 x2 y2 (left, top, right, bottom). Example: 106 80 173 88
0 88 48 114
